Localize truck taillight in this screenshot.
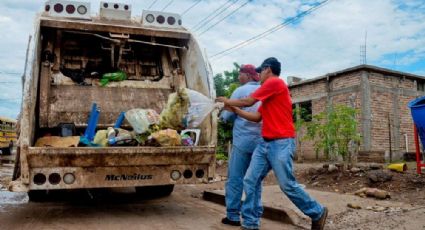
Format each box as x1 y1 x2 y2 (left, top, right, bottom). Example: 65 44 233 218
170 170 181 180
142 10 182 29
167 16 175 25
49 173 61 185
54 3 64 13
145 14 155 23
100 2 132 20
66 4 75 14
77 5 87 15
34 173 47 185
44 1 91 20
63 173 76 184
156 15 165 24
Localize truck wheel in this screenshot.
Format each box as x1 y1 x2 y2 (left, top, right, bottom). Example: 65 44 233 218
12 147 21 180
135 184 174 198
28 190 49 202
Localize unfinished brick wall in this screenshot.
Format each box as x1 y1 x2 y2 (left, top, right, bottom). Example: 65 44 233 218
370 90 393 152
290 79 327 99
369 72 423 159
399 95 416 153
290 67 425 161
330 72 360 90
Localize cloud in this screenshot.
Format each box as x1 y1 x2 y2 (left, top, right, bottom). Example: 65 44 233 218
0 0 424 118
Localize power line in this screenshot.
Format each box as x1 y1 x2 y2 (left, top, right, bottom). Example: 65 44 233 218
194 0 240 32
181 0 201 16
198 0 250 36
148 0 158 10
0 71 21 75
210 0 332 60
191 0 234 31
0 98 21 101
161 0 174 11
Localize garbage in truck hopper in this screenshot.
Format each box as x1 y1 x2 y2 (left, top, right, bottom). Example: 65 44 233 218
34 88 219 148
159 88 217 130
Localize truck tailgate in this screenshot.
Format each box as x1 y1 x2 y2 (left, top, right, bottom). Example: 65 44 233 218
25 146 216 189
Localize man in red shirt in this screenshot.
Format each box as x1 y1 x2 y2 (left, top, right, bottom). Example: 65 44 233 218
217 57 328 230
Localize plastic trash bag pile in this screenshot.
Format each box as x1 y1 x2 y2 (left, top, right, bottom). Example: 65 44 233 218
77 88 217 147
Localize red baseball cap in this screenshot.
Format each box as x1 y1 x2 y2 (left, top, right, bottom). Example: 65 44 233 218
240 64 260 81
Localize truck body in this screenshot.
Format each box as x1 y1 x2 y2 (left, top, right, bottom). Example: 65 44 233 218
10 1 217 196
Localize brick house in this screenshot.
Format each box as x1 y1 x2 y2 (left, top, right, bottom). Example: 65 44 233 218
288 65 425 161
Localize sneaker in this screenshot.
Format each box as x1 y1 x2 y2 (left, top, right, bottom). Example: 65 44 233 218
221 217 241 226
311 207 328 230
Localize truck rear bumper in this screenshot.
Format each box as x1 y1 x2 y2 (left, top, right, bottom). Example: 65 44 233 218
25 146 216 190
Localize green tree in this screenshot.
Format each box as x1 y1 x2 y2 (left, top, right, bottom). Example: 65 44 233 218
214 62 241 159
213 73 226 97
305 104 360 167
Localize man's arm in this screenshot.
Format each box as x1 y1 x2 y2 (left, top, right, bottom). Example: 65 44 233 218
228 106 262 122
216 96 257 107
219 88 242 122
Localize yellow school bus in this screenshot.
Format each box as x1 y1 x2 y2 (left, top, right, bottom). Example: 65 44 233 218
0 116 17 155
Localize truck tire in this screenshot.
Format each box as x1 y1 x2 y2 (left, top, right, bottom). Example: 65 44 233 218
28 190 49 202
135 184 174 198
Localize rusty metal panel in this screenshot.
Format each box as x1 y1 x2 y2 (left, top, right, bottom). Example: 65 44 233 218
44 85 172 127
29 164 210 190
27 146 215 167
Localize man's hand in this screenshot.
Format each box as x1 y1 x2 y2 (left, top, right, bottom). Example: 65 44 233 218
215 97 228 104
223 105 235 112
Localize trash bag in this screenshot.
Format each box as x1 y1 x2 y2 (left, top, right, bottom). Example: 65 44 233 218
60 67 87 85
150 129 181 147
159 88 190 130
184 89 216 128
100 70 127 86
159 88 216 130
125 109 160 134
109 128 136 146
93 130 109 147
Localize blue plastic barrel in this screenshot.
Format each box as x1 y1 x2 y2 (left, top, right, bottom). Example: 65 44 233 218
408 96 425 151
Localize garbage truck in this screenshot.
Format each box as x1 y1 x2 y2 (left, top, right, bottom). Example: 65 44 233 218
10 0 217 200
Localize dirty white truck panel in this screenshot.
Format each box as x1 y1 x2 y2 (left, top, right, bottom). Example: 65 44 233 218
11 1 217 194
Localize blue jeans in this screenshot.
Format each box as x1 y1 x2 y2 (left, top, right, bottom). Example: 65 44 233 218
241 138 324 229
226 143 263 222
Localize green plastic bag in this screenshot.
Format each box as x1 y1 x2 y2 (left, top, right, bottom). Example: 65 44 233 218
100 71 127 86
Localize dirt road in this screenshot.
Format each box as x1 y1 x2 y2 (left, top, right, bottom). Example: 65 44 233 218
0 175 296 230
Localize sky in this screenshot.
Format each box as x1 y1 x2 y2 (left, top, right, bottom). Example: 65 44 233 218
0 0 424 118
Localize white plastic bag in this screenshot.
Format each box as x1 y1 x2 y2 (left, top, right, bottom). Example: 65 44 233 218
184 89 216 128
125 109 160 134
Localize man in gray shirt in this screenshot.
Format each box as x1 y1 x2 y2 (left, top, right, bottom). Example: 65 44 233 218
220 64 262 227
